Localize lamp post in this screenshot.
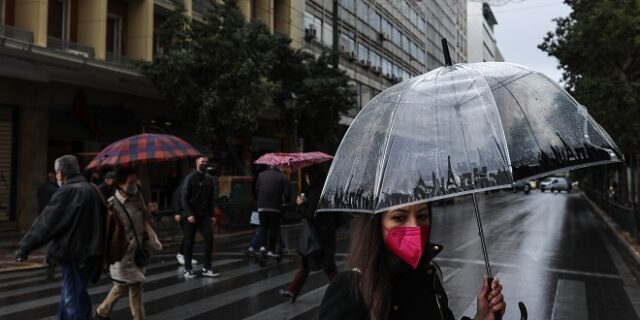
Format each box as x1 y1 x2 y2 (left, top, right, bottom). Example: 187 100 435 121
284 92 301 192
284 92 299 152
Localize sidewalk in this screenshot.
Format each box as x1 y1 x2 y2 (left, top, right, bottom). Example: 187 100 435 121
581 192 640 268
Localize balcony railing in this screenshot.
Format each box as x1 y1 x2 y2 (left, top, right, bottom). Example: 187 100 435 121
47 37 95 58
0 24 34 44
192 0 213 15
105 52 139 67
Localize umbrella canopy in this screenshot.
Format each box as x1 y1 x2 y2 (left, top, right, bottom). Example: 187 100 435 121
86 133 203 171
318 62 623 214
254 152 333 172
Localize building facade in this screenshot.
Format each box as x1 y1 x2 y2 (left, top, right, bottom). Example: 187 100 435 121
299 0 467 122
466 1 503 63
0 0 468 230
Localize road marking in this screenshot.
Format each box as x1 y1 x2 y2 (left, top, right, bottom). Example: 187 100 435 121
435 257 621 279
242 285 328 320
551 279 587 320
599 228 640 318
148 262 345 320
0 259 240 317
0 259 177 300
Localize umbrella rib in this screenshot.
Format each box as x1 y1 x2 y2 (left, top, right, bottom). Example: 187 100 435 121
373 77 423 210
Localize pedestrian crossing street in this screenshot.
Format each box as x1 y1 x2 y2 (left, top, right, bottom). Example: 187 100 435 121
1 249 638 319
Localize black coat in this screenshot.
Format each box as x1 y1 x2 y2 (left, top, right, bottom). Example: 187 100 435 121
181 170 217 217
19 176 105 273
256 168 290 212
319 245 460 320
36 181 58 215
98 182 115 200
298 181 337 272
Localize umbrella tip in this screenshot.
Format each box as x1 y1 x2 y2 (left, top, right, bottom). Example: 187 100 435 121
441 38 453 67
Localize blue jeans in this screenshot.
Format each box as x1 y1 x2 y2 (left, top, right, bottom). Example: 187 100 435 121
58 261 92 320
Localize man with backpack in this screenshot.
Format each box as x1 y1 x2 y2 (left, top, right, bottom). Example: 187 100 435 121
15 155 105 320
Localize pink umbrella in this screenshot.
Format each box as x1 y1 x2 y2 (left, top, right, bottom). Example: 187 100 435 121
254 152 333 172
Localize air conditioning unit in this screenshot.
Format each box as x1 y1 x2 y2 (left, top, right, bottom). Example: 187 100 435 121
372 66 382 74
304 26 317 40
378 32 389 42
384 72 392 79
366 60 372 68
358 59 367 66
348 51 356 60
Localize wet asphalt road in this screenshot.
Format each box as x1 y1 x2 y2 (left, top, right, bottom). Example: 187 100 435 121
0 190 639 319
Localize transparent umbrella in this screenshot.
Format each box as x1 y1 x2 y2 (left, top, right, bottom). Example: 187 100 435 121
317 48 623 320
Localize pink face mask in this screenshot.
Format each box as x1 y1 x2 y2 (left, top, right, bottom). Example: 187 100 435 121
383 225 430 269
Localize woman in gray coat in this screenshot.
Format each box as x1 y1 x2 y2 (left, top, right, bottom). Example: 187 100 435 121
96 168 162 320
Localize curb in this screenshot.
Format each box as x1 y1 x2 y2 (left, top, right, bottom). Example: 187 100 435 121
581 192 640 268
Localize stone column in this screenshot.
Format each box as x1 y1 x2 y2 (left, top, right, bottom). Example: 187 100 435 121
14 0 48 46
128 0 154 61
77 0 107 59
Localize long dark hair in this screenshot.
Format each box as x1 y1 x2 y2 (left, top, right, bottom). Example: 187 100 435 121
347 214 391 320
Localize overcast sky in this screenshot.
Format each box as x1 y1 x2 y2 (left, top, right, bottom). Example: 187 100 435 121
491 0 572 83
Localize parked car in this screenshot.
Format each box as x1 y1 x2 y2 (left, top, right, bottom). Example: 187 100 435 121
539 177 572 193
513 180 535 194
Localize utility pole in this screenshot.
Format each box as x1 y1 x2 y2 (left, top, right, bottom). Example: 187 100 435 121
332 0 340 70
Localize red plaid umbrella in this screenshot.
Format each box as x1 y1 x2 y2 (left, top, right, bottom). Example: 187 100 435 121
254 152 333 172
86 133 203 171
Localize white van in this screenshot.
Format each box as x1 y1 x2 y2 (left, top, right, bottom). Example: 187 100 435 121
539 177 572 192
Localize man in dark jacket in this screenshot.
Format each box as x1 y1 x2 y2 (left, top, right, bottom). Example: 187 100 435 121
181 156 219 278
37 172 58 215
36 172 59 281
255 166 290 257
16 155 105 320
98 171 115 199
172 178 198 266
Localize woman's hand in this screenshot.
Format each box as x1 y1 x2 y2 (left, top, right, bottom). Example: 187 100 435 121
475 277 506 320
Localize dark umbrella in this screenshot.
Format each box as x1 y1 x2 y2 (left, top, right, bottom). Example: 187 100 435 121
317 40 623 319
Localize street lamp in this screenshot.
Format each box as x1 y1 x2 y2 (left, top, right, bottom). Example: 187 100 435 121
284 92 299 152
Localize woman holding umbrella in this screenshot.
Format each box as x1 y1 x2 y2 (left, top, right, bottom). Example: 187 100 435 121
96 167 162 320
319 202 505 320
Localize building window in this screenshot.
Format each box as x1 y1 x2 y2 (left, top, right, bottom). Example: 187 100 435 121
106 15 122 54
356 1 368 22
369 50 381 68
340 32 355 52
322 22 332 46
47 0 71 41
0 0 4 25
381 18 391 37
357 42 367 61
369 11 380 32
340 0 354 13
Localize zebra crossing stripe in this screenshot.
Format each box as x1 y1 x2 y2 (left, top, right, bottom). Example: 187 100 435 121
551 279 587 320
0 259 240 317
242 285 329 320
0 259 177 300
100 257 296 315
148 262 346 320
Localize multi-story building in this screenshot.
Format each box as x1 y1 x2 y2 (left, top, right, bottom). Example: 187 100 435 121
0 0 467 230
300 0 467 122
466 1 503 62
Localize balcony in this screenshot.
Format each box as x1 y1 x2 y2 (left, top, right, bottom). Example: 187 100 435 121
0 25 34 44
47 37 95 59
192 0 213 15
105 52 138 67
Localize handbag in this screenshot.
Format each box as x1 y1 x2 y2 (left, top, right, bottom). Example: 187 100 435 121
297 219 323 258
116 198 150 268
